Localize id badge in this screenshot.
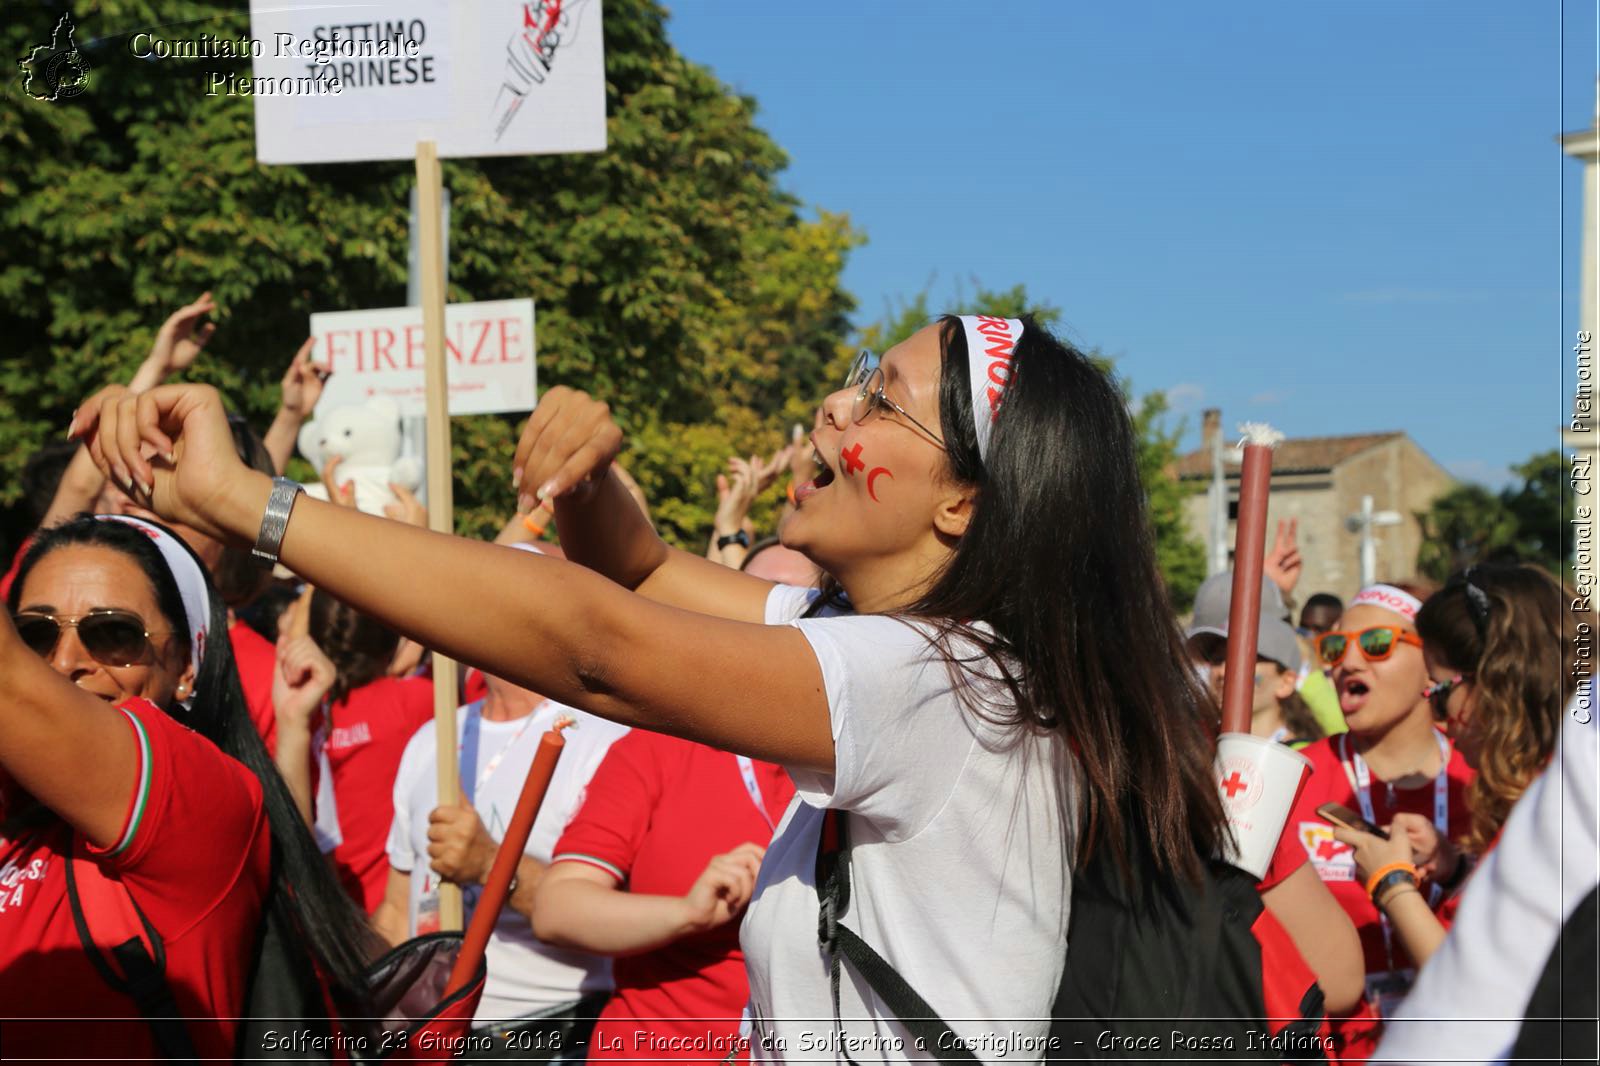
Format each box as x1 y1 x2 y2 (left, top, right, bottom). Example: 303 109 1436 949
1365 969 1415 1019
417 877 441 935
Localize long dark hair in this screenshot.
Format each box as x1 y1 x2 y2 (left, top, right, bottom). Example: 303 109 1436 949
818 316 1228 883
1416 564 1574 850
8 517 379 1006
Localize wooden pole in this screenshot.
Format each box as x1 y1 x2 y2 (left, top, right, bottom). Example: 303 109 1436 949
416 140 464 931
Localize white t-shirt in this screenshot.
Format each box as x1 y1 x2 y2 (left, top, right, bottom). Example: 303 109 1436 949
387 699 629 1023
740 585 1074 1062
1373 685 1598 1065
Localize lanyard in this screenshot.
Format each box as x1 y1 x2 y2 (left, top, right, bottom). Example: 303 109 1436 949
1340 730 1451 977
1341 730 1450 841
461 701 545 807
736 755 776 833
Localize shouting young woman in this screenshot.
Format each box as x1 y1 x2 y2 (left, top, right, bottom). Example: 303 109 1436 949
73 315 1231 1056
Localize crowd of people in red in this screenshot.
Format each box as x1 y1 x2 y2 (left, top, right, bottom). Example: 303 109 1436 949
0 297 1592 1064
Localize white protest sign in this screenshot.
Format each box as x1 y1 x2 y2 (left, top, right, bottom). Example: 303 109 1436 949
311 299 536 418
247 0 605 164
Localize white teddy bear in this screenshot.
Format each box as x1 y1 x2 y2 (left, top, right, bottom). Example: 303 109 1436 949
297 397 423 516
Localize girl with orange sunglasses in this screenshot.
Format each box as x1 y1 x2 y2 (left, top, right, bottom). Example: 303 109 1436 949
1278 583 1475 1060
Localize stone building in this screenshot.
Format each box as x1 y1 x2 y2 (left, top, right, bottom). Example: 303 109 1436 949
1174 410 1455 604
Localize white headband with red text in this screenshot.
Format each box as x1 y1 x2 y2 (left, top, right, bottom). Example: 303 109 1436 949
1350 583 1422 624
958 315 1025 461
96 514 212 708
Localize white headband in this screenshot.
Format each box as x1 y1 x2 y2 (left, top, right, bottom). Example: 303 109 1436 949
1350 583 1422 625
96 515 213 708
958 315 1025 461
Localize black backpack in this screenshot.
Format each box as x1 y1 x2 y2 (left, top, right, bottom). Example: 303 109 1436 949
814 810 1328 1063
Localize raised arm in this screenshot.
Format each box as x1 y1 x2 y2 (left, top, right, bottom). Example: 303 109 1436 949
512 387 778 623
74 385 834 772
263 338 331 474
0 612 139 848
42 293 217 528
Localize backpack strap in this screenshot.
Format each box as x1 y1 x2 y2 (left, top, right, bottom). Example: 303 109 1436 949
814 808 977 1064
65 848 200 1064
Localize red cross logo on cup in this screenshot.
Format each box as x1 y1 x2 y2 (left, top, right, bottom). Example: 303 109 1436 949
1217 756 1263 810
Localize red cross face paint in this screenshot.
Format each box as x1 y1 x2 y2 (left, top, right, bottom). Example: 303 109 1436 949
865 467 893 502
841 442 866 476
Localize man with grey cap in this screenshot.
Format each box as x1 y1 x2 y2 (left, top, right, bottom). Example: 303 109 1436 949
1186 570 1325 747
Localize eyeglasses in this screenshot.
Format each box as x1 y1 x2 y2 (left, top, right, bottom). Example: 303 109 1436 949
846 350 946 450
1316 626 1423 666
12 609 165 668
1423 675 1468 721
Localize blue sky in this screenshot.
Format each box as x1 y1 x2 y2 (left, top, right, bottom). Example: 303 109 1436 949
665 0 1597 488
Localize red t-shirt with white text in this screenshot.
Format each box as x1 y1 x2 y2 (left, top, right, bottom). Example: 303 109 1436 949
323 676 434 912
552 730 795 1061
0 697 271 1060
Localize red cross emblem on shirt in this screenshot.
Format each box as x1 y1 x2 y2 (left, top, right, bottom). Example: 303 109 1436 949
1220 771 1249 798
1316 839 1347 861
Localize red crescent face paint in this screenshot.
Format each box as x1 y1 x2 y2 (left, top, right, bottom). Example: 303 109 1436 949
866 466 894 502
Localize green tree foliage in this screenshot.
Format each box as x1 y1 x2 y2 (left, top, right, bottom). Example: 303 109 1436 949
857 284 1207 609
0 0 858 551
1415 450 1571 581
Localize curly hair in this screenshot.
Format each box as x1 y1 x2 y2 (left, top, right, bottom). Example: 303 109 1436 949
1415 564 1576 852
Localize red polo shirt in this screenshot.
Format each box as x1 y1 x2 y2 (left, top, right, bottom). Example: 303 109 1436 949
552 731 795 1061
0 697 271 1060
323 676 434 912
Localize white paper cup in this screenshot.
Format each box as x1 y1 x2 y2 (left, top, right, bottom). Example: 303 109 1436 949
1215 732 1313 879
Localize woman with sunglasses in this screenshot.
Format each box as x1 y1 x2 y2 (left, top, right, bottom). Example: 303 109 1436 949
1326 565 1575 972
1279 583 1474 1058
73 313 1236 1056
0 515 377 1059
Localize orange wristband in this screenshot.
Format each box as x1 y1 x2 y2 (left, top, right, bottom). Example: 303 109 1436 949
522 514 547 537
1365 861 1418 899
786 482 797 505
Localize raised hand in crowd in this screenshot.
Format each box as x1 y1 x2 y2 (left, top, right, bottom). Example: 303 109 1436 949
511 385 625 512
271 633 337 826
708 457 760 567
131 290 218 389
264 337 332 473
1264 518 1302 605
42 293 218 528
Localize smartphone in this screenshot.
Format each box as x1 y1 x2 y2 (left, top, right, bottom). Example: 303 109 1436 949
1316 802 1389 840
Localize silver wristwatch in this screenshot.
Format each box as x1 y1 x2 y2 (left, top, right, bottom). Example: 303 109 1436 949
252 477 304 564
